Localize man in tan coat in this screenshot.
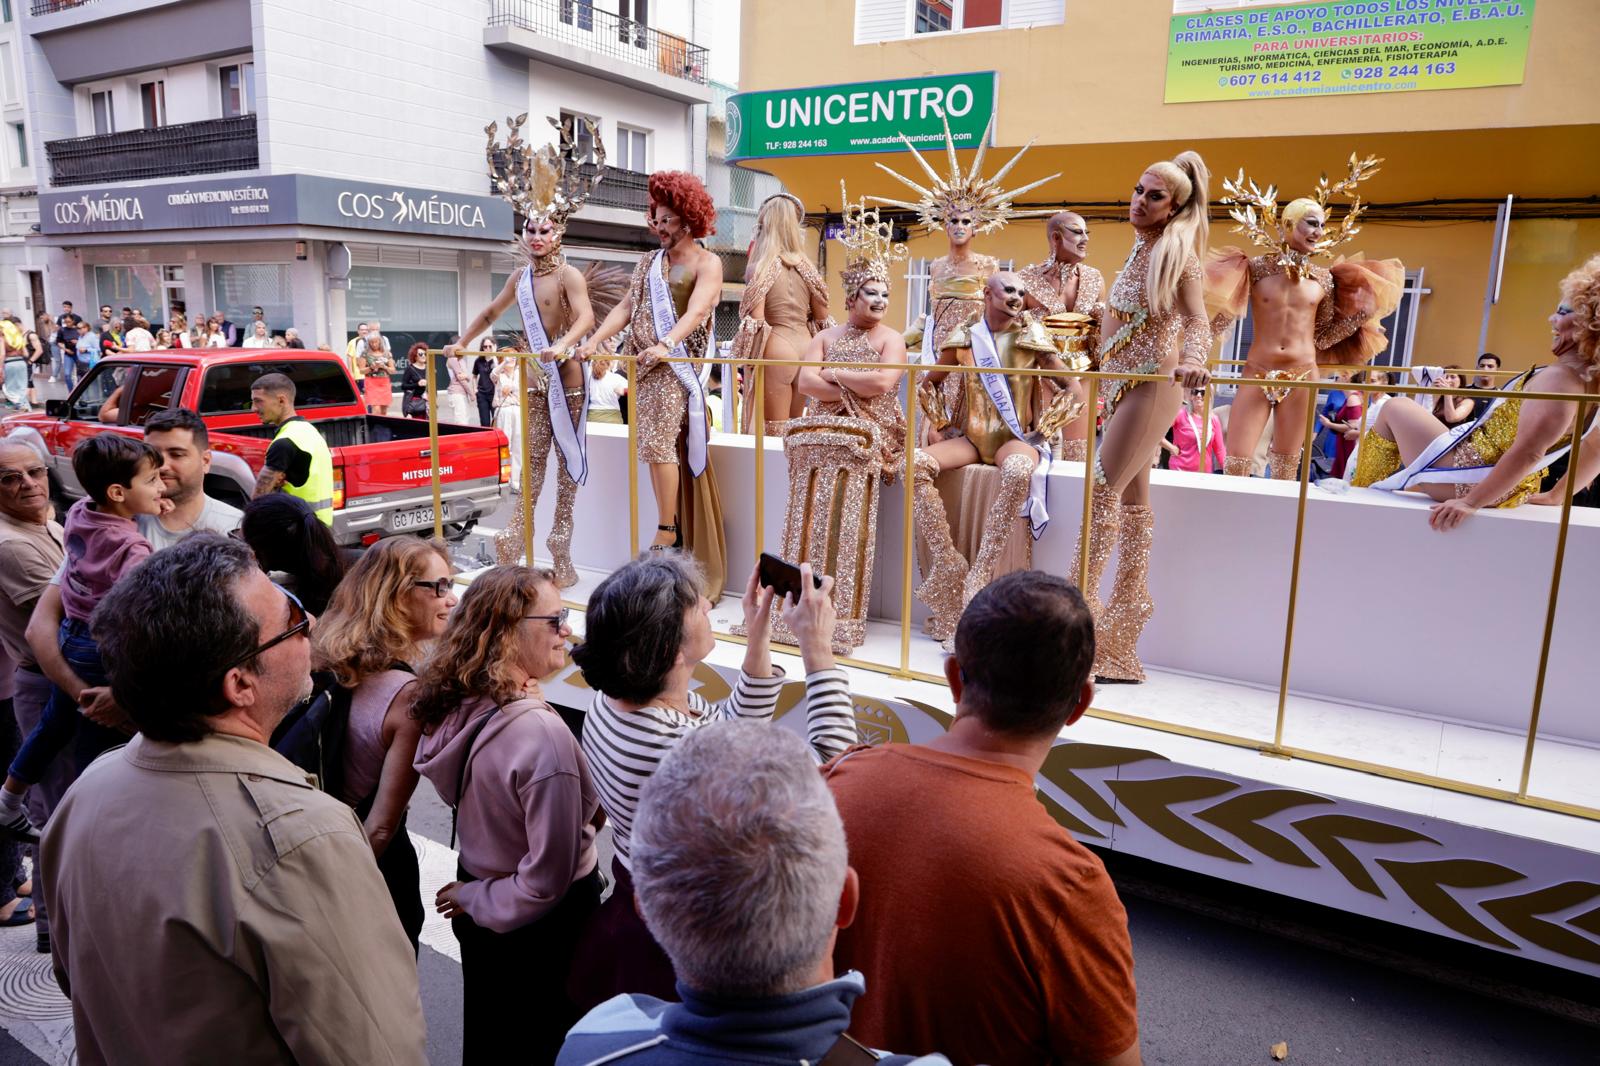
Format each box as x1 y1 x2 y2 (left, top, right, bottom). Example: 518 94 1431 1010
40 533 426 1066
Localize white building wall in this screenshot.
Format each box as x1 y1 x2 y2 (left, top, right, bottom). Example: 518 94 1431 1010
528 60 692 173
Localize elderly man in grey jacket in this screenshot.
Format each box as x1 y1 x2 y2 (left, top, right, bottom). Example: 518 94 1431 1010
40 534 426 1066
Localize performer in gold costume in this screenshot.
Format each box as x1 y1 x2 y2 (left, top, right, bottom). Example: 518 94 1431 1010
449 115 611 585
758 184 911 652
1350 254 1600 530
732 193 832 434
1021 211 1105 461
1206 156 1405 479
918 272 1080 641
580 171 727 594
1073 152 1214 683
872 118 1059 442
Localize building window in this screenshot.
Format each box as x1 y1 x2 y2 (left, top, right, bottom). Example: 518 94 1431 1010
210 264 293 333
560 111 599 164
560 0 594 31
90 90 114 136
345 266 461 354
619 0 648 44
219 63 254 118
915 0 1002 33
12 123 25 168
616 126 648 172
1 0 11 23
140 80 166 128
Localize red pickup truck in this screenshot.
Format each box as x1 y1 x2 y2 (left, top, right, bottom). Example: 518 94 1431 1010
1 350 510 546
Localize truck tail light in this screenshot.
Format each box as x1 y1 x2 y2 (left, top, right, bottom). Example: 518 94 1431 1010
332 465 345 511
499 445 512 485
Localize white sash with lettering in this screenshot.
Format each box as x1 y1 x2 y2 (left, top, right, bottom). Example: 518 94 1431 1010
971 318 1052 539
516 266 590 484
918 312 935 365
646 250 709 477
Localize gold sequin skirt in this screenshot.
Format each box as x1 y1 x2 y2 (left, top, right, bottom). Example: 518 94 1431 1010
1350 429 1400 487
635 364 687 464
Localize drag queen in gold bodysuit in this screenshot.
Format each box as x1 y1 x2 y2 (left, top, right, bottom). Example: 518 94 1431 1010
733 193 832 434
1205 156 1404 479
451 115 610 585
1021 211 1105 461
579 170 727 595
1350 254 1600 530
1073 152 1214 683
874 118 1059 444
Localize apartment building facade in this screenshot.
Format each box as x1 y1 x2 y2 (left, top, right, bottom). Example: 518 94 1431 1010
20 0 713 351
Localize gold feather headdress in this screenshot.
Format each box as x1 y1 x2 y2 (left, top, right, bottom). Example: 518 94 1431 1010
868 116 1060 235
484 113 607 230
837 181 908 298
1220 153 1383 277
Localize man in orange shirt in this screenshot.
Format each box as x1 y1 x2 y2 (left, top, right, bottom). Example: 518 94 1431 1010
826 570 1141 1066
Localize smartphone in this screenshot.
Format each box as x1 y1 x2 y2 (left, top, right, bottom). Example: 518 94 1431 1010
758 552 823 601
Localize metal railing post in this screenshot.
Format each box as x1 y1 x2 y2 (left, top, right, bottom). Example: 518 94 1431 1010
427 349 443 541
1271 385 1323 752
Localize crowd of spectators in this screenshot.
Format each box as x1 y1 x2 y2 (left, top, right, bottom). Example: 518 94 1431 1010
0 407 1145 1064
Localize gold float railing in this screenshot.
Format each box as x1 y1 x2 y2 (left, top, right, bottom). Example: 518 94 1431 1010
418 348 1597 822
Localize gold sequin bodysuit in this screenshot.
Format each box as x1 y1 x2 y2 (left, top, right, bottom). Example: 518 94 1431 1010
625 254 710 464
1020 260 1106 321
809 325 907 481
1099 225 1209 417
924 256 998 437
945 316 1056 466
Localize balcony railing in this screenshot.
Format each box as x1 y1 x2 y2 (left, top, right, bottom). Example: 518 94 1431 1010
488 0 708 84
488 162 650 214
45 114 258 188
31 0 96 14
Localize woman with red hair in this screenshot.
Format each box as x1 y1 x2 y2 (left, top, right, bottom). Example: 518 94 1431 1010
581 171 728 596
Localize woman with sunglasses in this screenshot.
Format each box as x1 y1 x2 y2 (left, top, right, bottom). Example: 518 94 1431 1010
412 565 596 1064
312 536 455 952
1167 387 1226 473
235 494 347 616
1351 255 1600 529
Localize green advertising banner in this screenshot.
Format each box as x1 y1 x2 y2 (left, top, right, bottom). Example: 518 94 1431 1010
726 72 997 162
1164 0 1535 103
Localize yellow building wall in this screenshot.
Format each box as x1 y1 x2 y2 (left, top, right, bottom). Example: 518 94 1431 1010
739 0 1600 148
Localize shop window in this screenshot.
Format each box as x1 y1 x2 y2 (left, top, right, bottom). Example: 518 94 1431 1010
90 90 114 136
128 365 182 425
345 266 461 356
219 62 254 118
211 264 292 332
198 361 357 414
140 80 166 129
94 266 162 323
616 126 649 173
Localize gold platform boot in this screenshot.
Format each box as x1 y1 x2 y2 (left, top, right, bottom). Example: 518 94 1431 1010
1223 455 1252 477
912 450 969 643
495 397 553 566
1068 482 1123 621
1267 449 1302 481
544 387 585 588
1094 503 1155 683
963 452 1034 609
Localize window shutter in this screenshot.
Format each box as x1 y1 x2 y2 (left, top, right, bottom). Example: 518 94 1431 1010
1006 0 1065 29
856 0 908 44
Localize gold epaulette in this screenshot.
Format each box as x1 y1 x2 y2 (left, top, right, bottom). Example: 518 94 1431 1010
943 319 974 350
1017 311 1058 355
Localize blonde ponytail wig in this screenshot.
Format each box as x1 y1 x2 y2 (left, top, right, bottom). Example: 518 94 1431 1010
1144 151 1210 316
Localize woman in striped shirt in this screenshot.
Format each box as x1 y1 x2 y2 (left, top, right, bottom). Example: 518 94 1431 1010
568 553 859 1011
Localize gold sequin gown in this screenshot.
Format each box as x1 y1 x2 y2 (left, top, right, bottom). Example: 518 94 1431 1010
1351 391 1547 507
1075 223 1210 683
624 252 728 598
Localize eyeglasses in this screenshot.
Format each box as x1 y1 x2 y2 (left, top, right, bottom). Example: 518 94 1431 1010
0 464 48 489
412 577 456 598
524 607 570 630
215 584 310 678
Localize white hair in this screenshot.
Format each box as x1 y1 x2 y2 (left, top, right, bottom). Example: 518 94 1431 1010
631 720 848 998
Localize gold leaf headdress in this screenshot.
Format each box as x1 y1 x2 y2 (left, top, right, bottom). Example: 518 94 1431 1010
484 113 607 230
868 116 1060 235
837 181 908 298
1220 153 1383 275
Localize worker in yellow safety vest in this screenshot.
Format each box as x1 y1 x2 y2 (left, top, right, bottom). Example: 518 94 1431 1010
249 372 334 525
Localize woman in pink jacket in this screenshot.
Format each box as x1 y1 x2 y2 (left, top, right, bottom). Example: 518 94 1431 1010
412 566 597 1065
1166 386 1227 473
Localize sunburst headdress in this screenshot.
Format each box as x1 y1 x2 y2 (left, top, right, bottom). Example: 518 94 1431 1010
1220 153 1382 280
837 181 908 299
868 116 1060 235
485 113 606 233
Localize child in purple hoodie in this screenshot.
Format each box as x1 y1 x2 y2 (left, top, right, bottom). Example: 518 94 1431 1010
0 434 166 842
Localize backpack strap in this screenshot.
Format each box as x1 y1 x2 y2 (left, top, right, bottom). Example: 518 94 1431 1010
449 705 501 852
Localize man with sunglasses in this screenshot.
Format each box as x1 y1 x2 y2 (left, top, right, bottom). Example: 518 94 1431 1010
40 534 427 1064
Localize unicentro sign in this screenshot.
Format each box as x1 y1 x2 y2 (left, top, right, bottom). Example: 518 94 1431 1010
726 72 997 162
